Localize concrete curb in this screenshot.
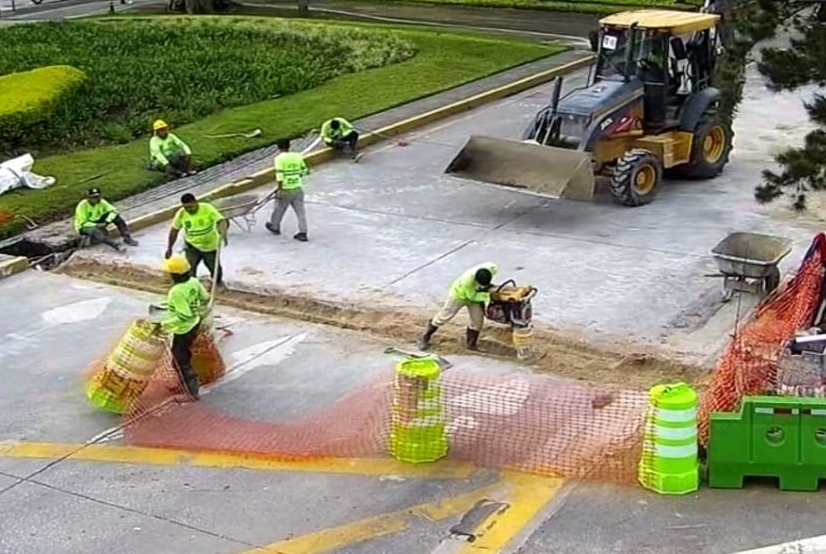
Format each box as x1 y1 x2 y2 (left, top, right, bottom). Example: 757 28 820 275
127 54 594 232
0 255 28 280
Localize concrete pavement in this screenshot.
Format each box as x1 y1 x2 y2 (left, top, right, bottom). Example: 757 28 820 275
67 63 821 368
1 268 825 554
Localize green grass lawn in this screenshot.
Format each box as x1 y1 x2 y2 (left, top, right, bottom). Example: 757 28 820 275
0 16 564 240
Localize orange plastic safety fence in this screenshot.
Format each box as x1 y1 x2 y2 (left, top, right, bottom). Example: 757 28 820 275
697 247 826 446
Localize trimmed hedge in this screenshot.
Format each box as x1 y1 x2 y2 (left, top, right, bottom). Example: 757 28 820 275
364 0 703 15
0 66 86 155
0 18 415 156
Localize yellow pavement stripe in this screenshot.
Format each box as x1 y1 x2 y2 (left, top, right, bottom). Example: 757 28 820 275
238 482 505 554
0 441 476 479
454 471 565 553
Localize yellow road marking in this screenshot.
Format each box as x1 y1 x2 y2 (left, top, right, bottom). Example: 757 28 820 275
0 441 476 479
454 471 565 553
238 482 505 554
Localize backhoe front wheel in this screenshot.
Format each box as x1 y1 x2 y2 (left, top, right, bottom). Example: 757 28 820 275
610 149 662 207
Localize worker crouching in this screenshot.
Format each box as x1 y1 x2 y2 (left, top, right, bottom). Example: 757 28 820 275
417 262 498 351
156 255 211 401
321 117 361 160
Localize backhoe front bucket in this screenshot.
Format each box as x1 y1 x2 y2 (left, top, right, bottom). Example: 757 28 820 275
444 135 596 201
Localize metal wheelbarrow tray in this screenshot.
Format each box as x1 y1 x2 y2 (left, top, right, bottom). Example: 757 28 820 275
211 192 275 233
711 231 793 302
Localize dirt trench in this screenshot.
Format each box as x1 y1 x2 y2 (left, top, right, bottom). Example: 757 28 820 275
58 257 709 390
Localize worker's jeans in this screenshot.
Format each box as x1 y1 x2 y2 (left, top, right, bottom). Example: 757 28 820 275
270 188 308 234
79 215 131 250
184 243 223 285
328 130 359 153
171 324 200 393
432 296 485 331
149 152 189 173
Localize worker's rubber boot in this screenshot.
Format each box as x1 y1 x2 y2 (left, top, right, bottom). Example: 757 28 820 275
294 232 308 242
416 321 438 350
124 236 139 247
465 328 480 351
181 367 200 401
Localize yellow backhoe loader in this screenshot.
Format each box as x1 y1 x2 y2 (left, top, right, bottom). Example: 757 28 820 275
445 8 734 207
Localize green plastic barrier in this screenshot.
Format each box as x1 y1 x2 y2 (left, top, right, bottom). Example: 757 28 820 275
708 396 826 491
388 358 449 464
638 382 700 495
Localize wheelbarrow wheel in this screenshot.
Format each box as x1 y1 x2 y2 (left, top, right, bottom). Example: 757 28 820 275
765 266 781 295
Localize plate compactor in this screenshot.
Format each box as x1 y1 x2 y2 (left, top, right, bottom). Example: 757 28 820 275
486 281 538 360
445 6 734 207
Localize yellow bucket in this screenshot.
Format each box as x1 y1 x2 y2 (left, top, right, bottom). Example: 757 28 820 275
512 326 534 360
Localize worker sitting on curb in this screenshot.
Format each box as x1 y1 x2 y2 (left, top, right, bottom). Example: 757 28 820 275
73 187 139 252
148 120 196 177
266 138 311 242
155 255 210 401
417 262 499 351
320 117 361 161
165 193 228 288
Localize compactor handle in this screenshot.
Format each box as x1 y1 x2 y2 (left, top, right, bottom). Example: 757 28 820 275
495 279 517 292
522 286 539 302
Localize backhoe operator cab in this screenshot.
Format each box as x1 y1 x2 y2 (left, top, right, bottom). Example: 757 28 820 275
445 9 733 207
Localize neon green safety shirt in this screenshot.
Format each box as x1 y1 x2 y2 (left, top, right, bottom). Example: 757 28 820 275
171 203 224 252
150 133 192 166
449 262 499 304
274 151 309 190
161 277 210 335
320 118 355 144
73 199 118 234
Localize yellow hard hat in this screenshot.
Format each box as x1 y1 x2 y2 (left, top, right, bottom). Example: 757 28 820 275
162 255 190 275
153 119 168 131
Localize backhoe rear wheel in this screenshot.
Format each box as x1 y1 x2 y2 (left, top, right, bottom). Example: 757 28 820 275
610 148 662 207
675 108 732 179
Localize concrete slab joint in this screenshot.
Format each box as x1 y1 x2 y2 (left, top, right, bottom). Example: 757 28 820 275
126 55 594 235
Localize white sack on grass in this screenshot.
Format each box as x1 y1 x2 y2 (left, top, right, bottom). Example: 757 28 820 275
0 154 56 197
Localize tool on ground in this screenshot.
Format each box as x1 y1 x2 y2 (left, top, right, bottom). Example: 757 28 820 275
204 129 262 139
486 280 538 360
362 128 409 147
383 346 453 370
21 215 37 230
444 6 734 208
710 231 792 303
210 191 277 233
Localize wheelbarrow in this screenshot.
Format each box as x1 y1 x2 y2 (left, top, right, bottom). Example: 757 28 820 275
710 232 793 302
211 191 276 233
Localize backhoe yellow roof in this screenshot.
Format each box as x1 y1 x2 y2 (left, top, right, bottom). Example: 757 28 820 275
600 9 720 34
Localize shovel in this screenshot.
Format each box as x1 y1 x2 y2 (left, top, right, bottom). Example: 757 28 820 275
384 346 453 371
204 129 262 139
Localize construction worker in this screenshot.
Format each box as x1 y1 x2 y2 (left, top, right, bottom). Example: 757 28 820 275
157 255 210 400
417 262 499 351
74 187 138 251
266 138 310 242
165 193 228 287
149 120 196 177
320 117 360 160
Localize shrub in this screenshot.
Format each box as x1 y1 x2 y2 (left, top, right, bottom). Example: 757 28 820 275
366 0 702 15
0 18 415 154
0 65 86 156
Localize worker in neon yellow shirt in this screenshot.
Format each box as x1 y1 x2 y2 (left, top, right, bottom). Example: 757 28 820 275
73 187 138 252
165 193 228 287
157 255 211 400
320 117 361 161
417 262 498 351
149 120 196 177
266 138 310 242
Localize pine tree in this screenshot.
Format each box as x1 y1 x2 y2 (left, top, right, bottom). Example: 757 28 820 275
751 1 826 211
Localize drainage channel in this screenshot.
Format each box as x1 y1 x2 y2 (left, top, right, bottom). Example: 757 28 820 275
0 235 79 271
